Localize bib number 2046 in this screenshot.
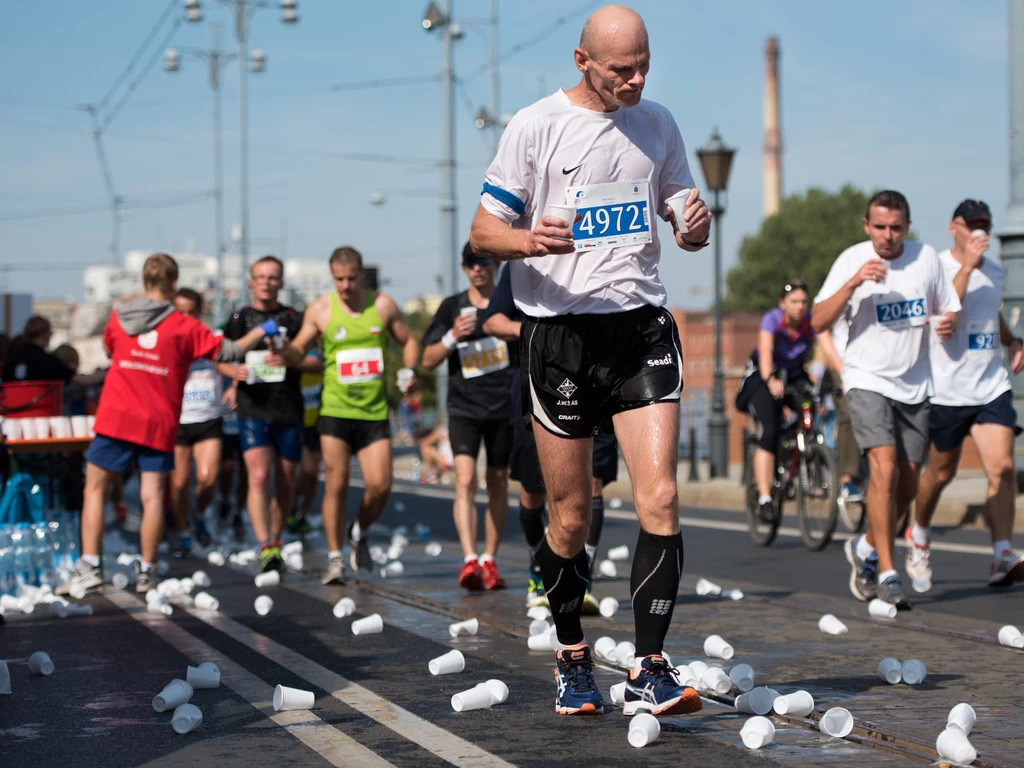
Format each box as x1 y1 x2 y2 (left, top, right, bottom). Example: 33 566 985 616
875 298 925 324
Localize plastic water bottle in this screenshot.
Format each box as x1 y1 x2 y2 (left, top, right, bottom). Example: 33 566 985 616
0 529 15 595
10 526 34 590
410 457 421 484
32 525 55 587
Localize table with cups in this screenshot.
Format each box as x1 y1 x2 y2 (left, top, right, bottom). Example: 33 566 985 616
2 415 95 455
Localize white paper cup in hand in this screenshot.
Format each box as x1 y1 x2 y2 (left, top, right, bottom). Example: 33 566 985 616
273 684 315 711
703 634 734 660
729 663 754 692
545 204 577 230
529 619 551 637
876 657 902 685
153 680 193 713
868 599 896 619
702 667 732 695
594 636 617 662
997 624 1024 648
599 597 619 618
607 545 629 561
773 690 814 717
254 595 273 616
254 570 280 588
598 560 617 578
628 712 660 748
610 681 626 705
820 707 854 738
451 683 495 712
194 592 219 612
352 613 383 635
28 651 54 676
483 679 508 705
735 688 773 715
936 727 977 765
449 618 479 638
695 577 722 596
428 649 465 676
615 641 635 668
186 664 220 689
900 659 926 685
947 703 976 735
332 597 356 618
171 703 203 735
740 715 775 749
666 189 692 234
818 614 848 635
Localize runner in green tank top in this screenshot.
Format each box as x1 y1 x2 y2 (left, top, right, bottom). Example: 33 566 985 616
285 247 420 584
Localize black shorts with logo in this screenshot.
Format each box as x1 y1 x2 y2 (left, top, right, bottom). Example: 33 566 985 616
511 425 619 494
176 418 223 447
521 305 683 439
449 416 513 469
318 416 390 454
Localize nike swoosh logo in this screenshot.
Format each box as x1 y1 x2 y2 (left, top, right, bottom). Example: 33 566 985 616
562 163 584 174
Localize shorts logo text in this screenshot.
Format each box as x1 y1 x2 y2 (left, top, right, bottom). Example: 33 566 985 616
646 354 672 367
556 378 577 399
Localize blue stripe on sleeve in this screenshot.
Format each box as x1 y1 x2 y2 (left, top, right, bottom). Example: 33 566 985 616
481 182 526 216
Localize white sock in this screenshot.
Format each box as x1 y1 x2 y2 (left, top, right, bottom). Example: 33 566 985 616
878 568 898 582
141 561 155 573
350 522 362 542
584 543 597 568
910 523 930 547
464 553 478 564
758 494 772 506
479 553 494 564
855 535 876 561
993 540 1012 560
328 550 341 561
82 554 100 568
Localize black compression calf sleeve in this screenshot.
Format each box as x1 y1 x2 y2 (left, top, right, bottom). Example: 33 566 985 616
537 538 590 647
630 528 684 658
518 504 546 568
584 495 605 570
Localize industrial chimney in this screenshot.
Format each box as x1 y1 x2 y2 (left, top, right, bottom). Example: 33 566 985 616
764 36 782 217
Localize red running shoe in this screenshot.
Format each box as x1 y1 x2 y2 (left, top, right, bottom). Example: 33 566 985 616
481 559 507 590
458 559 484 591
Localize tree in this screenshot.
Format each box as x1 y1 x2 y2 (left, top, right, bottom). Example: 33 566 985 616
726 185 873 311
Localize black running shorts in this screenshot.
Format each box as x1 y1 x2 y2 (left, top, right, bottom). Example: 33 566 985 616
318 416 390 454
449 416 513 469
521 305 683 439
176 418 223 447
511 425 619 494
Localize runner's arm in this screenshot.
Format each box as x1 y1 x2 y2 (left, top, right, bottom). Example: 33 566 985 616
757 331 775 383
282 300 325 367
379 295 420 370
469 204 575 261
481 312 520 342
215 362 246 380
817 329 843 376
1000 313 1018 346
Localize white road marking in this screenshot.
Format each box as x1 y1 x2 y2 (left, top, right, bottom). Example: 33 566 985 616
105 589 391 768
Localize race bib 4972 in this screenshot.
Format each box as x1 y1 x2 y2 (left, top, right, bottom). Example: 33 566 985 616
564 180 652 250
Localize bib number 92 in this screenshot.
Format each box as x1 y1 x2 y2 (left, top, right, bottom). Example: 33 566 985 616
969 332 997 351
875 298 925 324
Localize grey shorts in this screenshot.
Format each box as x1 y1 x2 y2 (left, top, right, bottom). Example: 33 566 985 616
846 389 930 464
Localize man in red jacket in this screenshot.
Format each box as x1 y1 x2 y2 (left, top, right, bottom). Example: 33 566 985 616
63 253 273 595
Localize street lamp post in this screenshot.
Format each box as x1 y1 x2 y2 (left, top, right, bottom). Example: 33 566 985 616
697 129 737 479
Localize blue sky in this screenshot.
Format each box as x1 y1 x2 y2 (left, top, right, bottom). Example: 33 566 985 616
0 0 1011 307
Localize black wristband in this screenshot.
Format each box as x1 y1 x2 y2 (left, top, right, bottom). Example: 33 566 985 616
681 235 709 248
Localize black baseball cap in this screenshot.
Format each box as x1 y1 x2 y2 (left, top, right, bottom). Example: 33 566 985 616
461 241 493 267
952 199 992 222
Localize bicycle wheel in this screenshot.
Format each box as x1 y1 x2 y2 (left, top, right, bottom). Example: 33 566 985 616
746 439 782 547
796 442 839 551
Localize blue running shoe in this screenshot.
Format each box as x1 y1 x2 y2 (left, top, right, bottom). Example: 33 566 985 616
841 481 864 504
623 654 702 716
877 574 912 611
844 537 878 601
554 646 603 715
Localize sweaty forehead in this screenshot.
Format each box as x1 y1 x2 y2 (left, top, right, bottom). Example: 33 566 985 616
867 206 906 226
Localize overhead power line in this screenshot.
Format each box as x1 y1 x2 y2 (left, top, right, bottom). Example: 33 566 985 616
96 0 180 114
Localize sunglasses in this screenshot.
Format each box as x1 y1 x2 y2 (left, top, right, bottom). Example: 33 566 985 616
465 258 494 268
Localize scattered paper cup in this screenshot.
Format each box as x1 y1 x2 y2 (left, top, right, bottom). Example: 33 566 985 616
186 663 220 689
877 657 902 685
729 663 754 692
529 619 551 637
607 545 629 561
425 542 443 557
666 189 692 233
158 579 181 597
735 688 773 715
194 592 220 612
704 634 734 660
936 727 977 765
773 690 814 717
28 651 54 676
273 684 314 712
178 578 195 595
381 561 404 578
687 661 709 687
702 667 732 695
610 681 626 705
111 570 131 590
947 703 976 735
451 683 495 712
254 571 280 588
527 631 556 651
820 707 854 738
281 541 302 556
207 551 226 566
254 596 273 616
594 636 617 663
429 649 466 676
695 577 722 596
740 715 775 749
449 618 479 638
0 661 10 694
901 659 926 685
526 607 551 621
332 597 356 618
171 703 203 734
615 641 636 668
868 599 896 619
599 597 619 618
724 589 744 601
49 600 69 618
674 665 698 689
483 679 508 705
598 560 617 578
765 687 782 701
819 614 849 635
191 571 212 589
997 624 1024 648
153 680 193 712
628 712 660 748
149 603 174 616
386 545 404 562
352 614 384 635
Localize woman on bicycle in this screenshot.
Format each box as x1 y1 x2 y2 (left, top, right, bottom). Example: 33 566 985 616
736 281 816 523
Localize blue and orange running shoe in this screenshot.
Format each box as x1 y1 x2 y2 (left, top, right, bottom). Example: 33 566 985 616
554 645 604 715
623 654 702 716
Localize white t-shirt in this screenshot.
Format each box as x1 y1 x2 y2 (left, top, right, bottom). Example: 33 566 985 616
180 359 223 425
481 89 696 317
814 240 961 404
929 250 1012 406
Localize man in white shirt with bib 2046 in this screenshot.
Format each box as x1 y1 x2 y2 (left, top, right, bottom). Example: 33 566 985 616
909 199 1024 590
469 5 711 718
812 191 961 610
